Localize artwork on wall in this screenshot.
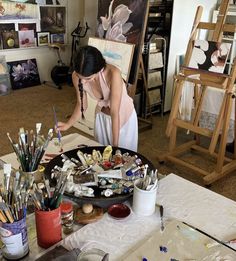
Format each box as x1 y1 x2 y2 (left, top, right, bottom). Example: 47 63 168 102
88 37 134 82
35 0 65 5
0 23 15 32
7 58 41 89
188 40 231 73
37 31 50 46
96 0 148 84
50 33 64 44
18 22 37 37
3 1 38 4
0 2 38 19
2 31 19 49
19 30 36 48
40 6 66 34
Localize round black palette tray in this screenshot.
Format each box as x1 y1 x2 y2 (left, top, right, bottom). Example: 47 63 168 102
44 146 155 208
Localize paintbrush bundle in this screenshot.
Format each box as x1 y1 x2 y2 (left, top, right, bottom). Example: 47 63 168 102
0 163 34 223
6 123 54 172
30 169 72 211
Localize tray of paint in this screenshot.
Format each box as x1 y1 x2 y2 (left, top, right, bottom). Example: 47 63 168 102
44 146 155 208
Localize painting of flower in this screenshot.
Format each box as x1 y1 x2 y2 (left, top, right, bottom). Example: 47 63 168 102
97 0 148 84
189 40 231 74
7 58 41 89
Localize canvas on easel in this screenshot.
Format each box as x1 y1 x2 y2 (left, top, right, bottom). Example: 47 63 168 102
96 0 149 88
188 39 231 73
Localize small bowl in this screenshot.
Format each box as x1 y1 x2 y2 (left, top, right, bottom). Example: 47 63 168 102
107 203 131 220
77 248 108 261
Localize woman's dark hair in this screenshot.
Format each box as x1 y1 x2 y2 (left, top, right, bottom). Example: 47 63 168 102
74 45 106 76
74 45 106 118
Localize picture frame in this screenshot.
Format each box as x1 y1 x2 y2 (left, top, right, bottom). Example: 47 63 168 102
50 33 64 44
88 37 135 82
37 32 50 46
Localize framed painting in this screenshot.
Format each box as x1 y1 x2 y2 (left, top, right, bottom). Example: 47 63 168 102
0 23 15 32
37 31 50 46
7 58 41 90
40 6 66 34
50 33 64 44
19 30 36 48
88 37 135 82
96 0 149 84
18 22 37 37
2 31 19 49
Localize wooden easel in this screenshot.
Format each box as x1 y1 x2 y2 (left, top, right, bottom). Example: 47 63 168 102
128 1 153 131
163 0 236 185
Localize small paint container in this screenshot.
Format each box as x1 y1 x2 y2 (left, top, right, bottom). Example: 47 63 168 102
61 201 74 235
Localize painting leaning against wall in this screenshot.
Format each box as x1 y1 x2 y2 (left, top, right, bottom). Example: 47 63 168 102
7 58 41 89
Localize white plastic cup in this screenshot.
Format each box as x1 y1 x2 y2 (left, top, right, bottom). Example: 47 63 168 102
132 179 157 216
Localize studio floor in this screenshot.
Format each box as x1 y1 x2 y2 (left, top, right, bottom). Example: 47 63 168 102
1 83 236 201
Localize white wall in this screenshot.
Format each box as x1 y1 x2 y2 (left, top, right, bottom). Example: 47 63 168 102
164 0 218 112
83 0 98 44
1 0 84 82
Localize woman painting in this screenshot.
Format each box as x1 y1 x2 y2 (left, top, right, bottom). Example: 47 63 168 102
57 45 138 152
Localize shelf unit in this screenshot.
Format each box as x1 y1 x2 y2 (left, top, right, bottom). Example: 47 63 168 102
143 37 166 117
137 0 173 117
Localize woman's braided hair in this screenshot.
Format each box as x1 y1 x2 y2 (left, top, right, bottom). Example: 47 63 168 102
74 46 106 118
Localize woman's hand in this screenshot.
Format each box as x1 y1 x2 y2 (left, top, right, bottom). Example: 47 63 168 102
56 121 71 132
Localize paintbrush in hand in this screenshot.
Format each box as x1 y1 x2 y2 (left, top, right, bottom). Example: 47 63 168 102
52 106 63 152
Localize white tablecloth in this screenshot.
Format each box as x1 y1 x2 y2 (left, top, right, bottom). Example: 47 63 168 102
61 173 236 260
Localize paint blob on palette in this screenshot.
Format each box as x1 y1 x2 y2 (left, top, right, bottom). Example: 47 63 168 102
121 220 236 261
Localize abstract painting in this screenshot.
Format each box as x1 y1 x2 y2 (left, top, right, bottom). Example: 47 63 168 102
189 40 231 74
88 37 134 81
40 6 66 34
7 58 41 89
97 0 148 84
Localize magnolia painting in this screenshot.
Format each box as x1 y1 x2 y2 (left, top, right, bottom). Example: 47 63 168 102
7 59 41 89
97 0 148 83
189 40 231 74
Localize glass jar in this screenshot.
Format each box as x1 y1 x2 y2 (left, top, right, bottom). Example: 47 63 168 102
60 201 74 234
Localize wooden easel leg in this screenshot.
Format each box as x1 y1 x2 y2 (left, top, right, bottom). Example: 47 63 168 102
216 95 232 172
234 96 236 159
166 79 184 137
169 125 177 152
209 93 227 154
